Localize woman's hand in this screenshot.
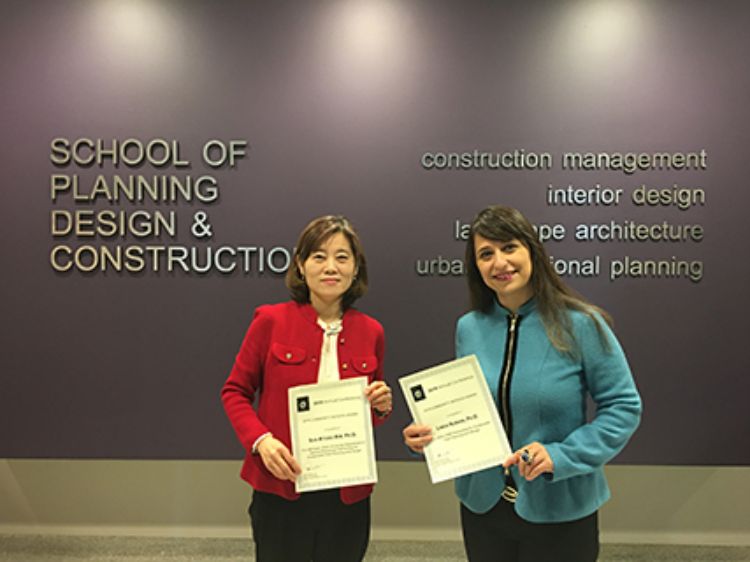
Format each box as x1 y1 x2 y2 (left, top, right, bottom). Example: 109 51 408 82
503 441 554 481
365 381 392 416
256 435 302 482
403 423 433 454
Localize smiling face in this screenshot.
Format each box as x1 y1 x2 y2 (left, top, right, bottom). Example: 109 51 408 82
298 232 357 314
473 234 534 312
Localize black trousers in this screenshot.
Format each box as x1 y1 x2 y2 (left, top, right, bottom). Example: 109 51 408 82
460 499 599 562
249 490 370 562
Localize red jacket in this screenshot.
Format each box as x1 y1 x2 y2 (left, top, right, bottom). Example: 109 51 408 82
222 301 386 504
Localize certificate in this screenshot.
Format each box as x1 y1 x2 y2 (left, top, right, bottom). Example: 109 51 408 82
288 377 378 493
399 355 512 483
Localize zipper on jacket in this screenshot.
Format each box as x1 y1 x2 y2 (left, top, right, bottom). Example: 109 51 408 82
499 313 520 435
499 313 521 503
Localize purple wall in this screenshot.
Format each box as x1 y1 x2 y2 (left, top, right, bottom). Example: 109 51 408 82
1 0 748 463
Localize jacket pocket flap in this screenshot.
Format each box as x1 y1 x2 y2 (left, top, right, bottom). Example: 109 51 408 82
350 355 377 374
271 343 306 364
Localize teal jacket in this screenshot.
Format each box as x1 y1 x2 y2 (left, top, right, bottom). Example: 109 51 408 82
454 298 642 523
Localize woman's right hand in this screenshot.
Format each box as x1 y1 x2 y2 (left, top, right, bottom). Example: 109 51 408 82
256 435 302 482
402 423 433 454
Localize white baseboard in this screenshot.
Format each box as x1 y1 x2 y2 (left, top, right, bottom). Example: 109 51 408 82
0 524 462 542
0 524 249 538
600 530 750 547
371 526 462 541
1 524 748 547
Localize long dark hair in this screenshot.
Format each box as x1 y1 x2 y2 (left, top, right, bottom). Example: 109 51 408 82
285 215 368 310
465 205 611 354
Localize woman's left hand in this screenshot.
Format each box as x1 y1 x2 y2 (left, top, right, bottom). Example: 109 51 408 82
503 441 554 481
365 381 392 416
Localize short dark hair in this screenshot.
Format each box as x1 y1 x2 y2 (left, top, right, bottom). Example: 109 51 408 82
465 205 612 354
285 215 368 310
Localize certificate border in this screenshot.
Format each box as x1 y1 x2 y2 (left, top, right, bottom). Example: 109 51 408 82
399 355 511 483
288 377 378 493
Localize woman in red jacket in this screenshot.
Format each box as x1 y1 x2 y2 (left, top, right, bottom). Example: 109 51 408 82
222 215 391 562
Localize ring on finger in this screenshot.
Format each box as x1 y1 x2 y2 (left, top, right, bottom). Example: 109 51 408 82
521 448 534 464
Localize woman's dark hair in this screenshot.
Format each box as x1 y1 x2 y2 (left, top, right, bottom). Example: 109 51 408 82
286 215 368 310
465 205 612 354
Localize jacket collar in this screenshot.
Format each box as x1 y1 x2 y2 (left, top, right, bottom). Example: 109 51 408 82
295 301 354 328
492 296 537 317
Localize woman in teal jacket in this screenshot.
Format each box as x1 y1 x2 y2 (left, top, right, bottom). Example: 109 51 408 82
404 205 642 562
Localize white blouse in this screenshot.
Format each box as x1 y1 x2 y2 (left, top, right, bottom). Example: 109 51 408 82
316 317 342 383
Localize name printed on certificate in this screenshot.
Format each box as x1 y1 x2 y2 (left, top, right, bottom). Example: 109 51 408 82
399 355 512 484
288 377 378 493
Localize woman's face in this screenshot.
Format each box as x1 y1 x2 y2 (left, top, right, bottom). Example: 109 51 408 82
298 232 357 311
474 234 534 311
